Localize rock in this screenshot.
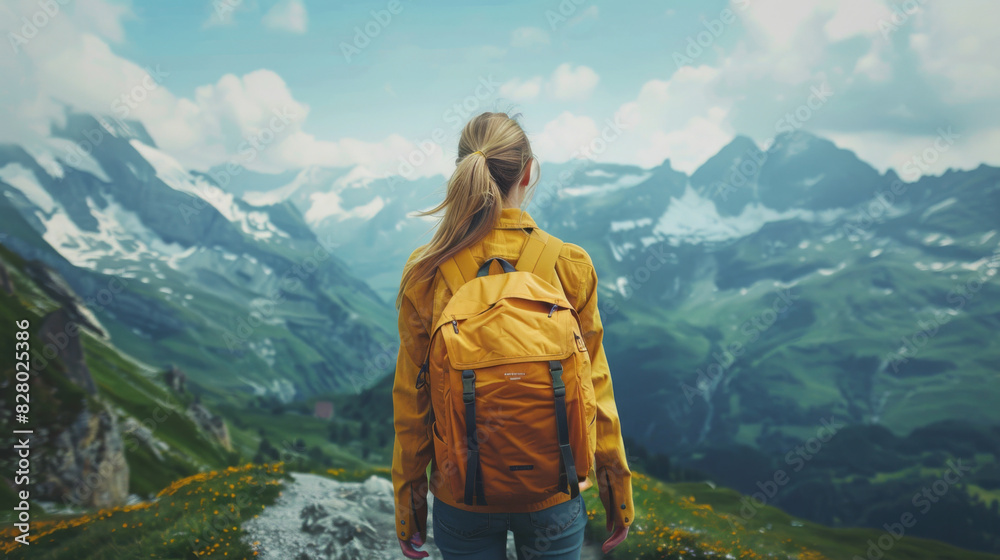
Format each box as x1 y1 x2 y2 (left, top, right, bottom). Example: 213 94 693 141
242 473 525 560
24 259 106 338
241 473 609 559
186 402 232 450
163 365 187 394
0 256 13 295
120 416 164 461
34 405 129 509
38 307 98 394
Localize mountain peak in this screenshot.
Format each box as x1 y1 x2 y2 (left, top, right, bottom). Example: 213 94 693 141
54 112 158 148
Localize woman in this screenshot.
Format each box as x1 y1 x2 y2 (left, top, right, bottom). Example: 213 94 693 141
392 111 633 560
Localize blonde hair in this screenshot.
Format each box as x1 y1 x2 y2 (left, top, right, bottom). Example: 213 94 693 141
395 111 535 309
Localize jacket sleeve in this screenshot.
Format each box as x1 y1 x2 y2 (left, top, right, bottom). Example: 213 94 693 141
574 255 635 529
391 288 433 541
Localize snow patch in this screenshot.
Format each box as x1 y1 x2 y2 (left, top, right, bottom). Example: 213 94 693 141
921 197 956 219
652 185 846 244
0 163 56 213
610 217 653 232
131 140 289 240
560 172 651 197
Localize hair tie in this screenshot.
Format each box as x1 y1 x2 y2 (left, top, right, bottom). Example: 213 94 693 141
471 150 486 158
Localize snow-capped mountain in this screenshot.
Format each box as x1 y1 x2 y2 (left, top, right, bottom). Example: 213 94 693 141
224 127 999 458
0 113 394 401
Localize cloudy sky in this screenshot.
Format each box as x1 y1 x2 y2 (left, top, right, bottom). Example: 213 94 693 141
2 0 998 183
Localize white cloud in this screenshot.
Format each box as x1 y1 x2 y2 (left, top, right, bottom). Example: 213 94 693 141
567 5 599 28
202 0 248 28
908 1 1000 103
500 77 543 102
607 66 734 172
262 0 308 34
144 69 449 178
820 128 1000 179
820 0 891 42
547 63 599 101
0 0 139 145
510 26 549 47
529 111 600 163
73 0 133 43
0 0 447 181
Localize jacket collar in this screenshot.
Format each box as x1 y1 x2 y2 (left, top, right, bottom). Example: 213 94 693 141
495 207 537 230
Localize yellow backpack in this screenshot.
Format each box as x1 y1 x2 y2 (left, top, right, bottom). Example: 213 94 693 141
417 229 596 506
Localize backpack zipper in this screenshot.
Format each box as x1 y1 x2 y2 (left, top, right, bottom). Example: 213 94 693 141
452 319 459 333
548 303 559 317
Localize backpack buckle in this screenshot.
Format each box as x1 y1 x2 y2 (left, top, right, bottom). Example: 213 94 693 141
461 369 476 403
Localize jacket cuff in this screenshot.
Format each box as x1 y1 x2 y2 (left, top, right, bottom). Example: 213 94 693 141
598 464 635 527
394 480 429 541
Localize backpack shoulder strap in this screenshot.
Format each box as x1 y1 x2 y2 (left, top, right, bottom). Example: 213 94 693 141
516 229 565 287
438 246 478 295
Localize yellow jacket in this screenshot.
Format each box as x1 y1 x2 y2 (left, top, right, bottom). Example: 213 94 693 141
391 207 634 540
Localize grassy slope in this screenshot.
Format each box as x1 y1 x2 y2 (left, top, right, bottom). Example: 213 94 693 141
5 462 997 560
594 472 1000 560
0 244 239 516
0 463 288 560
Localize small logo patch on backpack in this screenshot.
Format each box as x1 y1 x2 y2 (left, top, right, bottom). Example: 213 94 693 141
509 464 534 471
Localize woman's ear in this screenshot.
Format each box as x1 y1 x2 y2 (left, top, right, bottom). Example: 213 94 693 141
519 157 533 187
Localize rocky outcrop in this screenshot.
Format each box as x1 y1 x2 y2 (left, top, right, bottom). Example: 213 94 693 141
120 416 166 461
163 365 187 394
187 402 232 451
243 473 452 560
38 307 98 394
0 256 13 295
24 259 106 338
35 405 129 509
242 473 607 560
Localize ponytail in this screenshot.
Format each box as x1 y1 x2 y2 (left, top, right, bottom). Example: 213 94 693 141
396 112 533 309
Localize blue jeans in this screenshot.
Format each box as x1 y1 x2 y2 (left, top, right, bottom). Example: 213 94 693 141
432 494 587 560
